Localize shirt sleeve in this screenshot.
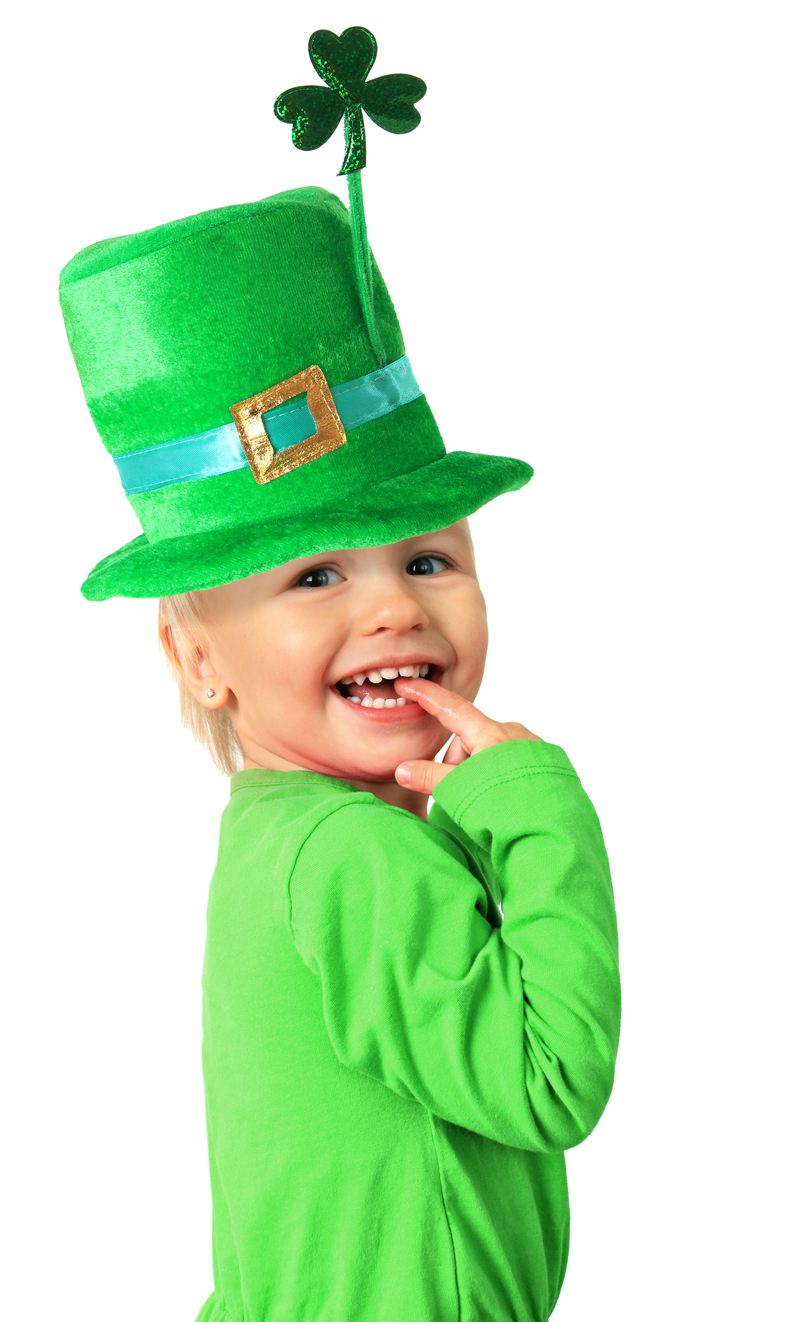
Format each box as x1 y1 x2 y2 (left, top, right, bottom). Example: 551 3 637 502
287 740 620 1153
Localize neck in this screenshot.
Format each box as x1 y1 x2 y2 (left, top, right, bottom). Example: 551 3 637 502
346 777 429 820
241 750 429 820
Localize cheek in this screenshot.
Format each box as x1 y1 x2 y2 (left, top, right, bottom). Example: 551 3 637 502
245 622 333 713
449 594 489 682
213 629 290 712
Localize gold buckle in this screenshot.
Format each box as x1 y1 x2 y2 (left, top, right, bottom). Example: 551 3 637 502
229 365 347 485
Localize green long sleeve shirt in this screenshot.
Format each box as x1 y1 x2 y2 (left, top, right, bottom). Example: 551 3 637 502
195 739 620 1322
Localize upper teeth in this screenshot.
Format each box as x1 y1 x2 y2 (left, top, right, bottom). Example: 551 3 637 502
339 663 430 685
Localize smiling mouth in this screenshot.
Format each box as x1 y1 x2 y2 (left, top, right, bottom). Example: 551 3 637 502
335 662 440 708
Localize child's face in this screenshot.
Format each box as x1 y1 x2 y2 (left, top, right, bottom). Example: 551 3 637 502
193 521 488 783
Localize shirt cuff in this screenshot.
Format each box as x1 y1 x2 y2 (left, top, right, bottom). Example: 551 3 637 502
432 739 578 823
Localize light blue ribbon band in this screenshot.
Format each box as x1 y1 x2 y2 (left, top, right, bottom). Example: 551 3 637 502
114 355 422 495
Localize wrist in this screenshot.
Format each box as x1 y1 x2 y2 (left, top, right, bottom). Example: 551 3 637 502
433 739 577 817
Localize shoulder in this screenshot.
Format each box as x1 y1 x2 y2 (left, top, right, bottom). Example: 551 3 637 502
287 798 485 958
217 775 387 880
295 795 469 870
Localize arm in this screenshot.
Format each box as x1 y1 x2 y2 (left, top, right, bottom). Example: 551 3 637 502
288 732 620 1153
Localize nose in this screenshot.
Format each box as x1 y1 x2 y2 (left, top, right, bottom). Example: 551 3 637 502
359 573 430 637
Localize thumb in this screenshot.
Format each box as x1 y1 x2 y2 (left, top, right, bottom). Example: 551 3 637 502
394 758 455 795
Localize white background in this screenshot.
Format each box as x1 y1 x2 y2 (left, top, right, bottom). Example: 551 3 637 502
3 1 790 1318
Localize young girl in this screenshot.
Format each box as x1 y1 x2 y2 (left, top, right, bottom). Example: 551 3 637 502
60 29 620 1321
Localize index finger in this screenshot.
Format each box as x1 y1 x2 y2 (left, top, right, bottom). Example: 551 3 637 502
393 676 494 745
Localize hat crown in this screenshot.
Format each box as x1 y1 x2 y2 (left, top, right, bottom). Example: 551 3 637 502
60 187 403 459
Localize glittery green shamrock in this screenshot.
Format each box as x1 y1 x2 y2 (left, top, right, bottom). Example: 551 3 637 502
274 26 426 175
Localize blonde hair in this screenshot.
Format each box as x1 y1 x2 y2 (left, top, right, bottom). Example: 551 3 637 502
158 592 243 776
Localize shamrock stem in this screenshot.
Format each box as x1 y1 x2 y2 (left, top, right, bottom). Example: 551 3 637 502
340 102 366 175
346 169 386 368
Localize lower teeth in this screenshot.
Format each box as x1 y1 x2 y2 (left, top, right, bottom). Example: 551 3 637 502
351 695 411 708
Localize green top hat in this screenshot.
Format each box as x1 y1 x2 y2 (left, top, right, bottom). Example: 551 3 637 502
60 28 532 601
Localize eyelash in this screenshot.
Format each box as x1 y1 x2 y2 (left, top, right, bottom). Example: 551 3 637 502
407 554 454 575
293 553 455 589
293 566 343 589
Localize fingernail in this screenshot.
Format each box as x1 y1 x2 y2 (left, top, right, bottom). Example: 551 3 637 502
395 763 411 785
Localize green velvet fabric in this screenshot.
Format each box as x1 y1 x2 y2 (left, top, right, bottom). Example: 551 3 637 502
60 186 533 600
128 395 447 543
82 450 530 599
60 189 401 455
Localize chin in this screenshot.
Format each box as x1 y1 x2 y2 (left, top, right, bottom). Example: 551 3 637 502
344 743 446 785
278 721 447 784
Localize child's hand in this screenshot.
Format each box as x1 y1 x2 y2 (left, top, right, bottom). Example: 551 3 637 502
393 677 543 795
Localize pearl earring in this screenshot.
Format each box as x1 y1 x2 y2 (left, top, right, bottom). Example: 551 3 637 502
205 688 215 698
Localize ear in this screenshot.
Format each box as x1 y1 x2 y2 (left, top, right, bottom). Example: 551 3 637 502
159 622 230 710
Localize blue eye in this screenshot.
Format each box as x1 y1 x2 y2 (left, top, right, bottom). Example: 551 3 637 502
407 554 451 576
295 566 343 588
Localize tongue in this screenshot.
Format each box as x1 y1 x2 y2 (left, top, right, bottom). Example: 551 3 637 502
345 678 399 701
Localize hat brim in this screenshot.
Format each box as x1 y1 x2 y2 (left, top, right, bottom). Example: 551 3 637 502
80 450 533 600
